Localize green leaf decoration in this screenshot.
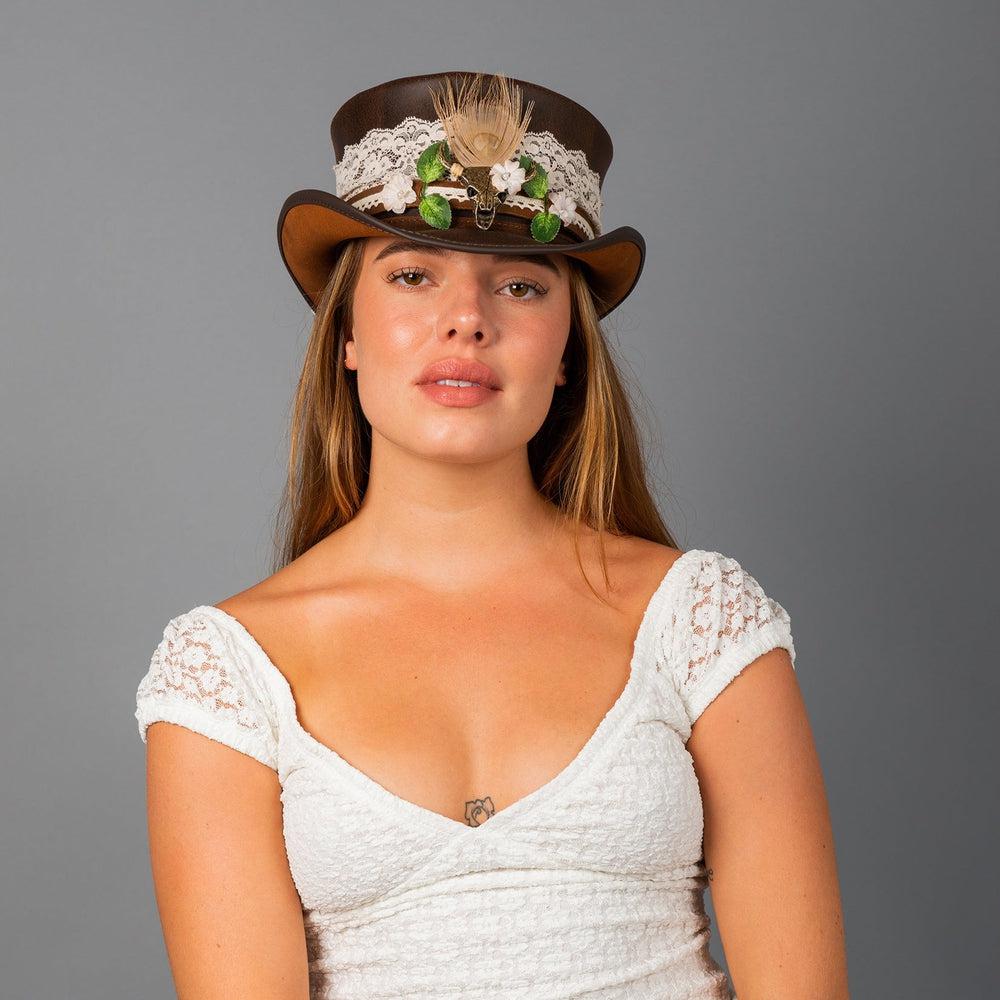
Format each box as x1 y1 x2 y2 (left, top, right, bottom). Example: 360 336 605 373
417 143 448 184
520 157 549 200
419 193 452 230
530 211 561 243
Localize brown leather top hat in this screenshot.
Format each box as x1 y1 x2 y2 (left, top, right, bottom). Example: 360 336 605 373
277 70 645 319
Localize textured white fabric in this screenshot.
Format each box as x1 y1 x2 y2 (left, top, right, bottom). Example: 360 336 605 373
135 548 796 999
333 114 605 237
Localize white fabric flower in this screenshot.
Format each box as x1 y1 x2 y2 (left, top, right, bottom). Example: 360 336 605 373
381 171 418 214
490 158 527 197
548 190 577 225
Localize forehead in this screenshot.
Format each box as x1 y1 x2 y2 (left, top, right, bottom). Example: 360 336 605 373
364 236 566 276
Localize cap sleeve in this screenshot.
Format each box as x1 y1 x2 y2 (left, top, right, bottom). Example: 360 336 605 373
664 550 797 731
135 608 279 770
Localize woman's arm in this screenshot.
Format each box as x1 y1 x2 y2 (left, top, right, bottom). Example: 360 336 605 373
144 721 311 999
687 647 850 999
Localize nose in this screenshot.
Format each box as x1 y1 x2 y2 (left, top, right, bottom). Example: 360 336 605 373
438 277 498 343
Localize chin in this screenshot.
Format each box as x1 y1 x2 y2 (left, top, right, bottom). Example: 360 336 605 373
405 429 513 463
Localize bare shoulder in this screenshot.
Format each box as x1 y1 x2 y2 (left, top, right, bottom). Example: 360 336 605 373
573 531 687 609
210 529 361 673
214 523 348 611
609 533 687 582
620 535 686 574
212 569 302 645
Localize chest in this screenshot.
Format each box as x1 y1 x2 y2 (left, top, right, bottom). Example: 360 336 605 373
241 575 709 915
271 586 649 828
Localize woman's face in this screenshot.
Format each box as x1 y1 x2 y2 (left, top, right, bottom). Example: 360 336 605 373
346 236 573 462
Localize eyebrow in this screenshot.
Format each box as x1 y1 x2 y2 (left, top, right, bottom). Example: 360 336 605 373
371 239 563 275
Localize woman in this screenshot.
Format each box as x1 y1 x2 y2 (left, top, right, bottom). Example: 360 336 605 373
136 71 849 998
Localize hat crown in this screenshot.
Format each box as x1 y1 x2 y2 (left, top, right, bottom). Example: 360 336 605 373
327 71 614 242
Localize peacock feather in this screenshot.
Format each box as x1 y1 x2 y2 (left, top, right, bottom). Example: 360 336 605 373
428 72 534 169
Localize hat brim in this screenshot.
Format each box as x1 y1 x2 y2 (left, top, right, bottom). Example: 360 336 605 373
277 189 645 320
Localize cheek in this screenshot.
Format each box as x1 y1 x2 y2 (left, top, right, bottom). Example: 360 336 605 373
509 318 569 392
491 323 569 432
351 322 423 425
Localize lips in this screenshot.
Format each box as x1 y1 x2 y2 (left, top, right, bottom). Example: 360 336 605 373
415 357 501 390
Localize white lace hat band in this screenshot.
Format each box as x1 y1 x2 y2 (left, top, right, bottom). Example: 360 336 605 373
335 115 604 241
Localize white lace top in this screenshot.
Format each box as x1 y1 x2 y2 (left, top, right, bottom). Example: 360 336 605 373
135 548 796 1000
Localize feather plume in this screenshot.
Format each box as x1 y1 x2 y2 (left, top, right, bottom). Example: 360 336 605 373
429 72 534 168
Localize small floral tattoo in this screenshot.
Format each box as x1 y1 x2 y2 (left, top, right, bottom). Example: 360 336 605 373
465 796 496 827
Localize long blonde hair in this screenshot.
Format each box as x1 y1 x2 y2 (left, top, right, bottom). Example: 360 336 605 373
270 238 679 596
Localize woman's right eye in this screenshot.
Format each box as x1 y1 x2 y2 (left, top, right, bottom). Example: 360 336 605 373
385 267 429 288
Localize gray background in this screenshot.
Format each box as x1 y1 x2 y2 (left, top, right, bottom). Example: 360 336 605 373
3 1 997 997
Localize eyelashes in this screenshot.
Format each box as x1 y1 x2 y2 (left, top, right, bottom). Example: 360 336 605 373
384 266 548 301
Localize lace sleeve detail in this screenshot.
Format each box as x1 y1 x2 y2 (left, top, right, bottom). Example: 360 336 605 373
135 609 279 770
665 551 797 731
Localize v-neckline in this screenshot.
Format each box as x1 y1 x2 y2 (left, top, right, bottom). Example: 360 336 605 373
196 549 698 838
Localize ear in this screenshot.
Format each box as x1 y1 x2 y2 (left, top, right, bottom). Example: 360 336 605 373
344 332 357 371
555 357 567 386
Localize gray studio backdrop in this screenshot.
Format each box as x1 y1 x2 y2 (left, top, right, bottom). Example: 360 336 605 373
3 1 997 997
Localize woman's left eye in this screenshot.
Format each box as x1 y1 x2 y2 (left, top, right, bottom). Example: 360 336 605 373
501 279 546 300
385 268 546 300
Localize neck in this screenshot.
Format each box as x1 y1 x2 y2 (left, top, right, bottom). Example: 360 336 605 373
336 432 571 589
